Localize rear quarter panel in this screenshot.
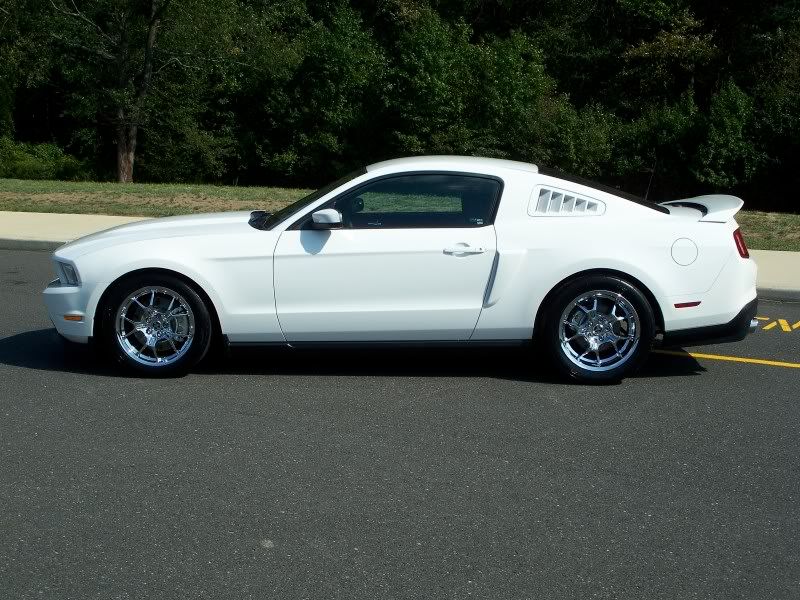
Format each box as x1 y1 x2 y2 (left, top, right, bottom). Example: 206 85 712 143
473 174 739 339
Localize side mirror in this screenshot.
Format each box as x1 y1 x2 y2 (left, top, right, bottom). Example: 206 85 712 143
311 208 343 229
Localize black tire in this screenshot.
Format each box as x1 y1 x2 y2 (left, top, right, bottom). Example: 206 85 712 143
96 273 213 376
541 275 656 383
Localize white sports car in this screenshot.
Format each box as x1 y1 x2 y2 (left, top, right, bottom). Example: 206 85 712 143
43 156 758 382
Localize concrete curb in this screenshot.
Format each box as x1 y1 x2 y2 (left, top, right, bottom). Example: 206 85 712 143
0 238 64 252
758 288 800 303
3 236 799 303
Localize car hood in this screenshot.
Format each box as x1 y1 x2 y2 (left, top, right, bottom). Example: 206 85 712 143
54 211 255 260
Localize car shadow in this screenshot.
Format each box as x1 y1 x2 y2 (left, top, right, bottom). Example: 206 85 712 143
0 328 706 382
638 350 707 378
0 328 124 377
209 346 567 383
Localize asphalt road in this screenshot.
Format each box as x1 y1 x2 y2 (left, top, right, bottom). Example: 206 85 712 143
1 249 798 600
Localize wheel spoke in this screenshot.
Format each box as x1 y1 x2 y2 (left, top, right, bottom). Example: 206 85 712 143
149 290 155 306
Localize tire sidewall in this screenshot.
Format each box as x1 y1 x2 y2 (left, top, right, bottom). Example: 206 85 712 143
97 273 212 376
544 275 656 383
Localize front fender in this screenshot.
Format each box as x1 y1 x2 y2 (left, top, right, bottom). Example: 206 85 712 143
71 233 283 342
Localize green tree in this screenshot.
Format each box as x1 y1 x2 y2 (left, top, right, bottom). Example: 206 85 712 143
252 4 387 183
694 80 764 188
43 0 256 182
1 0 799 210
0 0 26 137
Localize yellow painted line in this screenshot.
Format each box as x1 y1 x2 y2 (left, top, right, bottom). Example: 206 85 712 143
654 349 800 369
757 317 800 332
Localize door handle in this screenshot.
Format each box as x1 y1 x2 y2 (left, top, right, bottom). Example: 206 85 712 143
443 245 486 255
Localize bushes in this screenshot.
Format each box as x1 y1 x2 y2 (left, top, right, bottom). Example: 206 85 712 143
0 137 91 180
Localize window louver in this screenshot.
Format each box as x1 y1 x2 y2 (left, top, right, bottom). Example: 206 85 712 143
529 187 606 217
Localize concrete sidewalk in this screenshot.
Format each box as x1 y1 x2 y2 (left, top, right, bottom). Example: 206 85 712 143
0 211 147 250
1 210 798 300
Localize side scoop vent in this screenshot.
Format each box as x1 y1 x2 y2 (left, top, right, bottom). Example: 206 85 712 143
529 187 606 217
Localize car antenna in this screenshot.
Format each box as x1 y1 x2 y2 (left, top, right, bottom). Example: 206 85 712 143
644 155 657 202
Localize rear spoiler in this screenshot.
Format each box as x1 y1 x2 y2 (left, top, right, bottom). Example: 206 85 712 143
659 194 744 223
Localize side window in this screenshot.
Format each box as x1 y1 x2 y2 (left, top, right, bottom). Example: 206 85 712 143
328 174 501 229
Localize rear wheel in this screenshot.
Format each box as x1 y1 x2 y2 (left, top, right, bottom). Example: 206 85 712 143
98 274 213 376
542 275 655 383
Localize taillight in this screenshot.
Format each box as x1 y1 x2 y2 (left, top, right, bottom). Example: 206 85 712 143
733 228 749 258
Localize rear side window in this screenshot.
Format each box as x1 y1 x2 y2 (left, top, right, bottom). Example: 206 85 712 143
324 173 502 229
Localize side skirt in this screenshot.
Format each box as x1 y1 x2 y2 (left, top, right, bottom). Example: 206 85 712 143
226 338 532 350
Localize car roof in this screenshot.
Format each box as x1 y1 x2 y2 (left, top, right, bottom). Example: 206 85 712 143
364 156 669 214
366 155 539 175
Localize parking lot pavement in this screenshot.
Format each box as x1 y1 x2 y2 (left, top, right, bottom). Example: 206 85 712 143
1 249 798 600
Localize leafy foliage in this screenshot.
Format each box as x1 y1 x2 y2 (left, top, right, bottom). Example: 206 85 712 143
1 0 799 209
0 137 90 180
694 80 765 188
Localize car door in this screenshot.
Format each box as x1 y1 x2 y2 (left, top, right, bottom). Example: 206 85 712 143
272 172 502 342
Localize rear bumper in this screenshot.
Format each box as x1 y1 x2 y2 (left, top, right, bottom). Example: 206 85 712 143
661 298 758 347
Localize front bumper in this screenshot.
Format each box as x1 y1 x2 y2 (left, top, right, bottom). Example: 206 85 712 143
660 298 758 347
42 279 92 344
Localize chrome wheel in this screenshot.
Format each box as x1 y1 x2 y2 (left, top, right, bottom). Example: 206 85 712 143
559 290 640 372
114 286 195 367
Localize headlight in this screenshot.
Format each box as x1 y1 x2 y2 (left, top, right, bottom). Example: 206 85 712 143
58 261 81 286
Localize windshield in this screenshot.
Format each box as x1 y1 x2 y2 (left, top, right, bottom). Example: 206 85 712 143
261 167 367 230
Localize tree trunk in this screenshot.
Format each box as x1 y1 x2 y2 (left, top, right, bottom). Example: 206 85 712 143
116 118 137 183
113 0 163 183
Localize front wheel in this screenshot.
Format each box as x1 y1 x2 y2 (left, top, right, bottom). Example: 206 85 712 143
542 276 656 383
98 274 213 376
